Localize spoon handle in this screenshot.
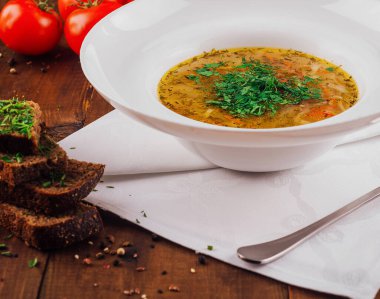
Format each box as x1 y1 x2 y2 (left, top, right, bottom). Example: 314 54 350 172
237 186 380 264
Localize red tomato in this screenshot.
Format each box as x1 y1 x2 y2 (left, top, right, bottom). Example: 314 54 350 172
59 0 133 21
0 0 62 55
64 2 122 54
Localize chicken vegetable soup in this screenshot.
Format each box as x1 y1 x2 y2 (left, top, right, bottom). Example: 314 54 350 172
158 48 358 129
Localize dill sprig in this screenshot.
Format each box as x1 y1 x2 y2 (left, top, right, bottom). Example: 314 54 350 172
188 59 322 117
0 98 34 138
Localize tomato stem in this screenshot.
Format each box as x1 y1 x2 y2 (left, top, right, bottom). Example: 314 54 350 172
75 0 103 8
36 0 54 12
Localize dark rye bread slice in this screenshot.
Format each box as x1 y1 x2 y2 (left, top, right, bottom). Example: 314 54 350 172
0 100 42 155
0 159 105 216
0 134 68 187
0 202 103 250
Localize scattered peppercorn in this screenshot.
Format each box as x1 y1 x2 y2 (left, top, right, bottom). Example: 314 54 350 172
198 254 207 265
157 289 164 294
161 270 167 275
151 234 160 242
150 244 155 249
113 259 121 267
7 57 16 67
98 241 107 249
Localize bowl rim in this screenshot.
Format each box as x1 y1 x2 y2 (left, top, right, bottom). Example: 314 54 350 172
80 0 380 134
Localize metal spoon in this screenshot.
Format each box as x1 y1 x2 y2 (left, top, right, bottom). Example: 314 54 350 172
237 186 380 264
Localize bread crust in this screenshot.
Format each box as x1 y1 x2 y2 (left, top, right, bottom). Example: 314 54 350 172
0 202 103 250
0 159 105 216
0 134 68 187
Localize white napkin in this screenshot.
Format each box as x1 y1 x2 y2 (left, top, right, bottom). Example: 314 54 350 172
59 110 215 175
60 110 380 299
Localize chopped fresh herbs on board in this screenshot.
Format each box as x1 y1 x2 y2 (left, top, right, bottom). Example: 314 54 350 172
0 99 34 138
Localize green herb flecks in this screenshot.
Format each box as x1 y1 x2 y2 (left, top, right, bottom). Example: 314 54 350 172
187 58 322 117
207 245 214 251
1 251 13 257
41 172 66 188
28 257 38 268
325 67 334 72
1 152 23 163
195 62 225 77
0 98 34 138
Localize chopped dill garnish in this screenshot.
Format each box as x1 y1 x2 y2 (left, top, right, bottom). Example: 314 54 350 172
1 153 23 163
188 58 322 117
0 98 34 138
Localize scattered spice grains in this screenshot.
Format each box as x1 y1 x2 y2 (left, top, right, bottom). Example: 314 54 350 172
9 68 17 74
83 258 92 266
96 252 105 259
136 266 146 272
0 53 3 58
117 247 125 256
151 234 160 242
123 288 142 296
168 284 180 292
161 270 167 275
157 289 164 294
190 268 196 273
106 234 115 244
93 282 99 288
74 254 80 260
7 58 16 67
113 259 121 267
198 254 207 265
141 294 147 299
103 263 111 269
122 241 132 247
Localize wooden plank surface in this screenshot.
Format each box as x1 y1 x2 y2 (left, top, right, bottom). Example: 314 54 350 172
0 1 377 298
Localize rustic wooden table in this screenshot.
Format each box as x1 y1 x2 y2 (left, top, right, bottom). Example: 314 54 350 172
0 3 376 298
